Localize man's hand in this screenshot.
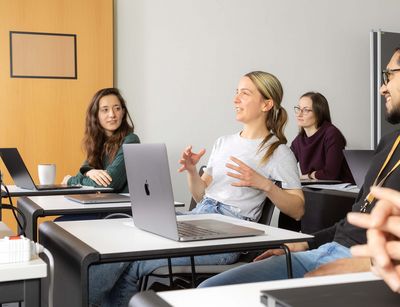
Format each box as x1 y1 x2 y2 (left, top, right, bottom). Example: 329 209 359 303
254 242 309 262
348 187 400 293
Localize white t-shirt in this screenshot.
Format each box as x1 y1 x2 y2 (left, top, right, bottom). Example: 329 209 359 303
204 132 301 221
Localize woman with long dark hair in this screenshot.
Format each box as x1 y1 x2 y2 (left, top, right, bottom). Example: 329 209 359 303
290 92 353 183
62 88 140 192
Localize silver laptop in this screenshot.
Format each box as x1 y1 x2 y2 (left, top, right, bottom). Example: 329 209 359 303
123 143 264 242
0 148 81 191
64 193 130 204
343 150 374 188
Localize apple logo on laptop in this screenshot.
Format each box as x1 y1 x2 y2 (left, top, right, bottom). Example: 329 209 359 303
144 180 150 196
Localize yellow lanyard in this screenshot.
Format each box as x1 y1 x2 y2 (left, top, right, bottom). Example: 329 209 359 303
360 135 400 213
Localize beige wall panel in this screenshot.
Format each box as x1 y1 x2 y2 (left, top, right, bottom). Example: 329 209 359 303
0 0 114 231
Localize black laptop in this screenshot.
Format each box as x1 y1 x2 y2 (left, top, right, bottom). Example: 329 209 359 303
0 148 81 191
260 279 400 307
343 150 375 188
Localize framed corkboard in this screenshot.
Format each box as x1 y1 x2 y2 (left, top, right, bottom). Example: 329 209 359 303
10 31 77 79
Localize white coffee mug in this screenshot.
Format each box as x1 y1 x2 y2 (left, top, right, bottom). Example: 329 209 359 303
38 164 56 185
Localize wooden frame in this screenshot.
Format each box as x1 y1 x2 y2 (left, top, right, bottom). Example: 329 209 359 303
10 31 77 79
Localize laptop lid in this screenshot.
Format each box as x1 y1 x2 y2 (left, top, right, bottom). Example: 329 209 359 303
123 143 264 242
260 279 400 307
343 150 374 188
0 148 81 190
123 143 181 240
65 193 131 204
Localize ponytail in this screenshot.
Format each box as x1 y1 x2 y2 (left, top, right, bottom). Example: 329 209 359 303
258 106 288 165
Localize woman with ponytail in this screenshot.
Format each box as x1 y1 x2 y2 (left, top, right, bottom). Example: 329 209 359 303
88 72 304 307
179 70 304 223
62 88 140 193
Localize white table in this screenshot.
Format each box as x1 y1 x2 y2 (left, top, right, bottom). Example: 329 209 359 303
1 184 113 197
0 222 47 307
159 272 379 307
17 195 184 241
39 214 312 307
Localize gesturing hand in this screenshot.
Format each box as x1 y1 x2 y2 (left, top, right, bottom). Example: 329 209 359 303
86 169 112 187
348 187 400 293
178 145 206 173
226 156 273 191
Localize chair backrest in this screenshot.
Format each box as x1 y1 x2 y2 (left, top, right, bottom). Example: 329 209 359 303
188 166 206 211
257 197 275 225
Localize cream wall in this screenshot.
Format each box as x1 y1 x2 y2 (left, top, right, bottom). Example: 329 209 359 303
115 0 400 206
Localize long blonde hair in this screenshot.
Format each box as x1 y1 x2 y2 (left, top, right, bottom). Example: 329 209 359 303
245 71 288 164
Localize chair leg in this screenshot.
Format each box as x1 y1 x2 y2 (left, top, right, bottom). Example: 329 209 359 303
279 244 293 278
143 275 149 291
167 258 174 288
190 256 197 288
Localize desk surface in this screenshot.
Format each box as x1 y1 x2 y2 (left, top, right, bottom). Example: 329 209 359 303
54 214 312 259
28 195 132 211
159 272 379 307
2 185 113 197
303 184 360 195
39 214 312 307
25 195 184 212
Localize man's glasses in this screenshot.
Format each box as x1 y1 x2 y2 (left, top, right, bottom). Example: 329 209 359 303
382 68 400 85
294 106 313 115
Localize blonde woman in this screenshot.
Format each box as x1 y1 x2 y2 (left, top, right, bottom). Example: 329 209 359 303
89 71 304 307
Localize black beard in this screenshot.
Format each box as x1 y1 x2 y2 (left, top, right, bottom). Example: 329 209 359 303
386 106 400 124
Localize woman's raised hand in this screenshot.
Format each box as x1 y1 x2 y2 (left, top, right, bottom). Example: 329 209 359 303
178 145 206 173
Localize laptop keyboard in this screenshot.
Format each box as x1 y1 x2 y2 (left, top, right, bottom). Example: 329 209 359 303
177 221 221 237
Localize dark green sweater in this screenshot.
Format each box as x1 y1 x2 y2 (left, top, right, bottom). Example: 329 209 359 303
67 133 140 192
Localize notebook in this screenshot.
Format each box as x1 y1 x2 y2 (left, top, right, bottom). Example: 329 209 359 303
343 150 374 188
260 279 400 307
0 148 81 191
123 143 264 242
64 193 130 204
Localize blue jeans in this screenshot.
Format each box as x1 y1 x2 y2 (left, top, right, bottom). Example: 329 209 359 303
89 197 244 307
198 242 352 288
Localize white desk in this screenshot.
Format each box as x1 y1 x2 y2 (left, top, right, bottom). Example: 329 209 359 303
1 184 113 197
17 195 184 241
159 272 379 307
0 222 47 307
39 214 312 307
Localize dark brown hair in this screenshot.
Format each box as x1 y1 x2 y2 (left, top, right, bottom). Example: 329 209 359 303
245 71 287 165
299 92 331 135
298 92 346 145
83 88 134 169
